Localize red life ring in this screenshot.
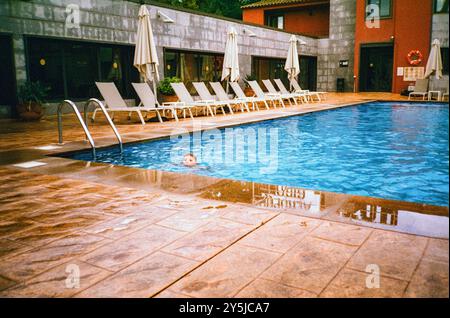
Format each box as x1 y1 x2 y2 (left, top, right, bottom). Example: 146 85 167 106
407 50 423 66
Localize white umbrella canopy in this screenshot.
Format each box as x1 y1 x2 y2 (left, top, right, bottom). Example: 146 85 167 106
425 39 443 80
221 27 240 83
285 35 301 84
134 5 159 97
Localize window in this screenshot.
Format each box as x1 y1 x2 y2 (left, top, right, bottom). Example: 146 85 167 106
434 0 449 13
442 47 449 75
366 0 392 19
265 14 284 30
27 37 139 101
252 57 289 89
164 49 224 93
252 56 317 91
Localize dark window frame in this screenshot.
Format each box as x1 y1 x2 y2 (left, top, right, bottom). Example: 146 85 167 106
442 47 449 75
264 12 285 30
251 55 317 91
365 0 393 20
252 56 287 89
434 0 449 13
0 33 17 116
163 48 224 92
25 36 138 102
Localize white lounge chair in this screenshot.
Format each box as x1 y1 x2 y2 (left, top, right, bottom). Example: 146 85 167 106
229 82 264 111
274 79 308 104
263 79 299 106
409 79 429 100
132 83 194 122
94 82 151 125
171 82 220 117
290 79 326 102
247 80 285 108
193 82 234 115
443 86 449 101
210 82 250 113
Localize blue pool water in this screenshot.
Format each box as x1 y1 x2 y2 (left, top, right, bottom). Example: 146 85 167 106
67 102 449 207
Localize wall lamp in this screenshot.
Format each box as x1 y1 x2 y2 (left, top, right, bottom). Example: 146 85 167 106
243 29 257 38
157 10 175 24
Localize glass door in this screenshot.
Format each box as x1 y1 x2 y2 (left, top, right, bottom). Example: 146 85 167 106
0 34 16 118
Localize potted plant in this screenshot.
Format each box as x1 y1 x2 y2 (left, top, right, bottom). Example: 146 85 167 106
244 74 257 97
158 77 181 104
17 81 49 121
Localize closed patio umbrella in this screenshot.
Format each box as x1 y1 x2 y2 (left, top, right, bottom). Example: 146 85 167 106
222 27 240 92
285 35 301 90
425 39 443 80
134 5 159 100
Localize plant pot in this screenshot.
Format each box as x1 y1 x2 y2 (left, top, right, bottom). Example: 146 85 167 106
19 111 44 121
16 102 44 121
160 94 179 104
244 87 254 97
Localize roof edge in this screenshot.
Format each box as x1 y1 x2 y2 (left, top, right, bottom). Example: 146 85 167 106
241 0 329 9
126 0 321 39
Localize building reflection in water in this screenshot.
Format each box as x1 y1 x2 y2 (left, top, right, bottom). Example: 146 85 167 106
253 184 322 213
339 203 399 226
195 176 448 238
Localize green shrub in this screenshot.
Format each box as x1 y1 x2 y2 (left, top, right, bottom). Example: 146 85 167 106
244 74 257 87
18 81 49 105
158 77 181 96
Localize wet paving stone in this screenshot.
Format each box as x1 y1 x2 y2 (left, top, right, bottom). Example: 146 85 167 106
162 219 254 261
80 225 185 272
81 209 178 240
239 214 322 253
261 236 356 294
236 278 317 298
0 96 448 298
0 260 113 298
310 221 373 246
346 230 428 281
0 239 32 260
76 251 198 298
170 244 281 298
404 259 449 298
320 268 408 298
0 233 111 282
423 239 449 264
0 275 16 292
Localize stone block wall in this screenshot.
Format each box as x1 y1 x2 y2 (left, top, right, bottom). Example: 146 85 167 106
317 0 356 92
430 13 449 92
0 0 319 94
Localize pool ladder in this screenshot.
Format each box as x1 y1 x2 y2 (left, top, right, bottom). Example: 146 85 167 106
57 99 123 158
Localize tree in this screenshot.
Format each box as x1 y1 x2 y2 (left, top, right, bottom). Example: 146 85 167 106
149 0 263 19
152 0 199 10
198 0 243 19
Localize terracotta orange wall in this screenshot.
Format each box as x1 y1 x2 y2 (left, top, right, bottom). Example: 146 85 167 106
242 8 265 25
242 4 330 37
354 0 433 93
284 6 330 37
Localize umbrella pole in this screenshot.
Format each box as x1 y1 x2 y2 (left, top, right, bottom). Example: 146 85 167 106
226 80 230 94
152 65 158 105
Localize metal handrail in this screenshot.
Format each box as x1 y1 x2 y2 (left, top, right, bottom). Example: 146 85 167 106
84 99 123 153
58 100 96 158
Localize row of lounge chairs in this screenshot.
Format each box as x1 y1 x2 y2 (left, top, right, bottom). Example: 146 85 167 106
93 79 327 125
408 78 449 101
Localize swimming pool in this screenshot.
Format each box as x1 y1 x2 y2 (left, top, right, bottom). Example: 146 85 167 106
66 102 449 207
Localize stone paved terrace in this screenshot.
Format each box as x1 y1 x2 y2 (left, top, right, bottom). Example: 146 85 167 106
0 93 448 298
